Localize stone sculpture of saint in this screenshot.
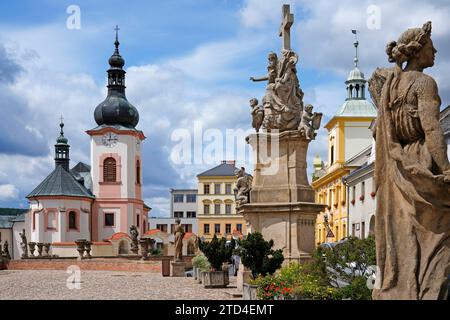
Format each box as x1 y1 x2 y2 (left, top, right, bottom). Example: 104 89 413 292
234 167 253 206
174 218 185 262
368 21 450 300
19 229 28 258
129 225 139 254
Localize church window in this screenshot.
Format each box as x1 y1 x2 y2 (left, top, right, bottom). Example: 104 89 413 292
47 211 57 230
105 213 115 227
330 145 335 165
68 211 77 230
136 160 141 185
103 157 117 182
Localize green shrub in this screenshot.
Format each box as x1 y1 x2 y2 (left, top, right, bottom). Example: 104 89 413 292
150 248 163 256
192 254 211 271
235 232 284 279
198 235 235 271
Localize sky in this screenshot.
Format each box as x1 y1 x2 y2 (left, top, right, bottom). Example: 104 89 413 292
0 0 449 217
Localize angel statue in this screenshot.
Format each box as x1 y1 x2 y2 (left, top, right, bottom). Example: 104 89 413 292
249 98 264 133
298 104 322 140
234 167 253 207
368 21 450 300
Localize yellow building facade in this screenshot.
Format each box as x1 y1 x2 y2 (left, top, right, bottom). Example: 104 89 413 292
197 161 247 241
312 38 376 245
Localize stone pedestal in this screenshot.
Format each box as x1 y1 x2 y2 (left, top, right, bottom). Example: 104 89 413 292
236 266 252 293
171 261 186 277
240 131 325 261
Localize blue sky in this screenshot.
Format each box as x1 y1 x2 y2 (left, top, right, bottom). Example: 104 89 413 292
0 0 449 216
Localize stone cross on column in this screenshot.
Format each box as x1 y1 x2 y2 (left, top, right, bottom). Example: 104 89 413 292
279 4 294 51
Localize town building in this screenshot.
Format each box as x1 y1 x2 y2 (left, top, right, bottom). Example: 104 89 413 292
149 188 198 235
342 143 376 239
312 36 376 245
23 30 150 256
197 161 246 241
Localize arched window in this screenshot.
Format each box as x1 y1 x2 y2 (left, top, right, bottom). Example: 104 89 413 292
136 160 141 185
68 211 77 230
103 157 117 182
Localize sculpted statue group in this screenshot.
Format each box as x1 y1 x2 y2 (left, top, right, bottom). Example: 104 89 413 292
369 21 450 300
249 50 322 136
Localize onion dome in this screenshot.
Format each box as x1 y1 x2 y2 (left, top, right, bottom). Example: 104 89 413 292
94 26 139 128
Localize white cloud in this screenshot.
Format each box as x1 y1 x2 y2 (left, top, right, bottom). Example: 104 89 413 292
0 184 19 201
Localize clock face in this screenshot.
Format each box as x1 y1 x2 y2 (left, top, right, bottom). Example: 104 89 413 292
102 132 118 148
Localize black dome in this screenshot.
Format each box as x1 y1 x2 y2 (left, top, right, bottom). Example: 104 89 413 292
94 92 139 127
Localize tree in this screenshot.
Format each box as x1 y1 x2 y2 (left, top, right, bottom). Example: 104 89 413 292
235 232 284 278
198 235 235 271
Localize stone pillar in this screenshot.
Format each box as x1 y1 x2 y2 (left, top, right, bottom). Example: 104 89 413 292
240 131 325 262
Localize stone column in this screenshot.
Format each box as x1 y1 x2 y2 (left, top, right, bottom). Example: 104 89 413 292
240 131 325 262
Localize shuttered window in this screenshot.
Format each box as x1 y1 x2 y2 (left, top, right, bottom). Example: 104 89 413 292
103 157 117 182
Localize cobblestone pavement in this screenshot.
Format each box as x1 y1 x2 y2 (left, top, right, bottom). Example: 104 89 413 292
0 270 241 300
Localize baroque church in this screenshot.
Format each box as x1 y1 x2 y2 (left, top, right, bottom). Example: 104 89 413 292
25 31 150 244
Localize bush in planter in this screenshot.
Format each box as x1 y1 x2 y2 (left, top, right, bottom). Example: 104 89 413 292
192 254 211 271
198 235 235 271
235 232 284 279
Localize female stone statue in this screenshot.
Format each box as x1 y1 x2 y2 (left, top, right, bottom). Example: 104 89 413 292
369 21 450 300
174 218 185 262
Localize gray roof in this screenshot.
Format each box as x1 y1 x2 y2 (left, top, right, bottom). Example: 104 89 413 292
0 208 28 228
197 163 239 177
26 165 94 199
70 162 93 192
335 99 377 118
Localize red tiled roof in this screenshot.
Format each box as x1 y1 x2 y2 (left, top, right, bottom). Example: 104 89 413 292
144 229 166 236
183 232 197 240
108 232 131 241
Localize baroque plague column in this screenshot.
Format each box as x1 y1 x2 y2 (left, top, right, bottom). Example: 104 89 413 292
238 5 325 262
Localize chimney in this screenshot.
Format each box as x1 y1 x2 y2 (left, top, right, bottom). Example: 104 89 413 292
222 160 236 165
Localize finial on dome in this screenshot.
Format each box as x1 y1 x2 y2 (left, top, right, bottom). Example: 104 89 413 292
352 29 359 68
114 25 120 51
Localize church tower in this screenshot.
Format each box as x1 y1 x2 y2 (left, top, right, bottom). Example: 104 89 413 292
87 27 148 241
312 31 376 245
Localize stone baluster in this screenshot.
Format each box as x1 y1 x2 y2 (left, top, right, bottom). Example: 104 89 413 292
75 239 86 260
84 241 92 259
36 243 44 257
28 242 36 257
43 243 51 257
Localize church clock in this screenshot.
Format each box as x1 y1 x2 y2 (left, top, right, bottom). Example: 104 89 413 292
102 132 118 147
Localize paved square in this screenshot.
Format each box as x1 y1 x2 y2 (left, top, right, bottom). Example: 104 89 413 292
0 270 240 300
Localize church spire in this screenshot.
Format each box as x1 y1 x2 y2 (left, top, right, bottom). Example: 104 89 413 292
345 30 366 100
93 26 140 128
55 116 70 171
352 29 359 68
